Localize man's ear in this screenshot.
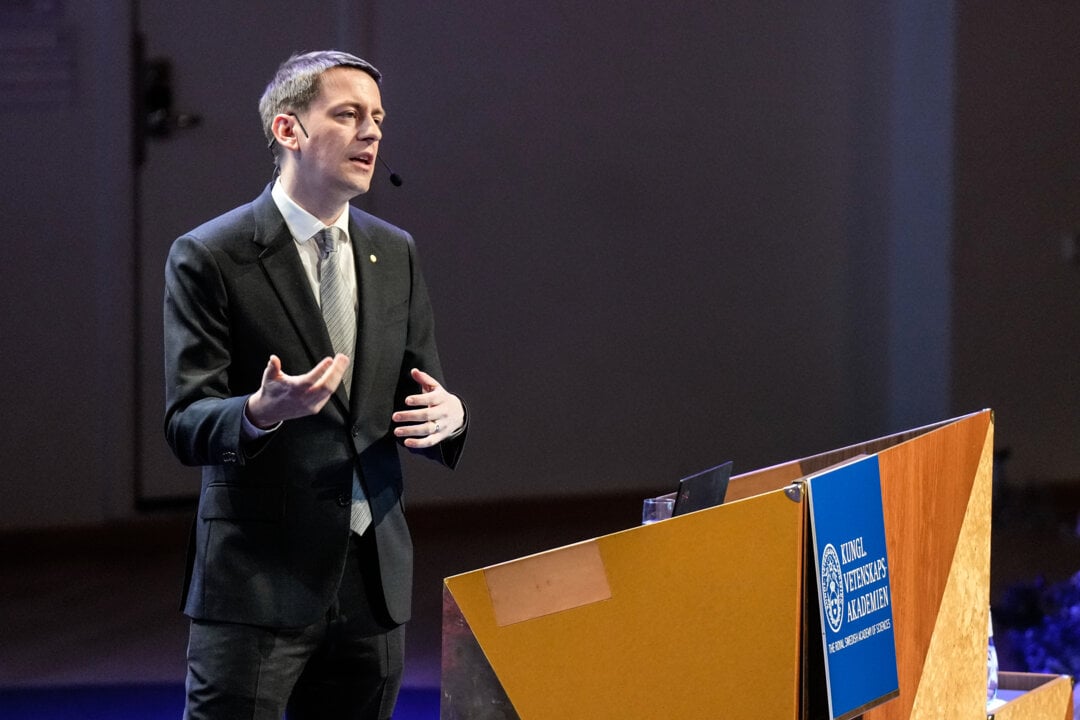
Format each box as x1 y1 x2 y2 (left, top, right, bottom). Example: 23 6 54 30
271 114 302 151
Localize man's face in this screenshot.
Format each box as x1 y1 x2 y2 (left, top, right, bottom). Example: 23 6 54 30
289 66 384 210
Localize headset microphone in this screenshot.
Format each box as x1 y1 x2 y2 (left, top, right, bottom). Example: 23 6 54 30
378 156 404 187
279 113 402 186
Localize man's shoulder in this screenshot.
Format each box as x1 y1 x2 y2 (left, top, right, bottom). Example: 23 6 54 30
178 186 279 249
185 203 255 243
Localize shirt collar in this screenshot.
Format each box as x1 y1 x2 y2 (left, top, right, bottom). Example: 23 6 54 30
271 181 351 244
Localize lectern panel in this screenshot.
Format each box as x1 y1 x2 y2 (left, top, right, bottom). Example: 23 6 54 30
444 487 805 719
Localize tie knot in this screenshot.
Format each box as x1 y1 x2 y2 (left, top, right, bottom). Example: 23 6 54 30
314 227 341 259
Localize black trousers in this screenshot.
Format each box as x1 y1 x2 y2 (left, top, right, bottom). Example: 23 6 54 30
183 531 404 720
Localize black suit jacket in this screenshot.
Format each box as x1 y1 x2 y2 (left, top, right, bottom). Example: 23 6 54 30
164 184 464 629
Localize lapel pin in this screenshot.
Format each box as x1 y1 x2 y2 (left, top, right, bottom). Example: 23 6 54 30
369 254 378 263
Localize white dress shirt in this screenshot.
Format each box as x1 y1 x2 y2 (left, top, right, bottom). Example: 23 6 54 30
271 180 357 311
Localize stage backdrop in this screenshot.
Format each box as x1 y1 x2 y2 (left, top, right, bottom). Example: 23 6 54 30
3 0 1079 529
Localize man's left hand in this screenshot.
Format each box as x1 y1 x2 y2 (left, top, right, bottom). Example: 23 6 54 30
392 368 465 448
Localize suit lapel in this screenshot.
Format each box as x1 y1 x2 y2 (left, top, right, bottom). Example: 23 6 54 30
251 186 350 414
348 211 388 415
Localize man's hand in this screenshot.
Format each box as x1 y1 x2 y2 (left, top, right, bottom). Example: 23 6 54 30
392 368 465 448
245 354 350 429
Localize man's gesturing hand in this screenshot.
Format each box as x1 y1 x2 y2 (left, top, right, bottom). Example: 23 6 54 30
392 368 465 448
245 354 350 429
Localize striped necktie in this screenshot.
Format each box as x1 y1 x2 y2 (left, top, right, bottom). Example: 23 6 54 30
314 227 356 395
314 227 371 535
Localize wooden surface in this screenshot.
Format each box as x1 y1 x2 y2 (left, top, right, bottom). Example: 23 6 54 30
865 410 993 720
725 411 1000 718
991 673 1075 720
443 410 1012 719
445 487 806 719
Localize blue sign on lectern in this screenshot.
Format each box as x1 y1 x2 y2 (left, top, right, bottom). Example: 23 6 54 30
806 455 899 720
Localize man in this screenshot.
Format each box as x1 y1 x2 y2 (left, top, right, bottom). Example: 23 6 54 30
164 50 467 720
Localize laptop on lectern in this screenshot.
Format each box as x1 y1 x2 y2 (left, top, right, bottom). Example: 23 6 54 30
671 460 734 516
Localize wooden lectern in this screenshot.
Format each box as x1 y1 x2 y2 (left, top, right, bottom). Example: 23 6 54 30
441 410 1074 719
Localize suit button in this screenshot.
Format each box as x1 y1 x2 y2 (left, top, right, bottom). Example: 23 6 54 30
337 493 349 507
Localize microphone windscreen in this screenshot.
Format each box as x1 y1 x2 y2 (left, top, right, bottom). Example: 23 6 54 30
378 155 403 187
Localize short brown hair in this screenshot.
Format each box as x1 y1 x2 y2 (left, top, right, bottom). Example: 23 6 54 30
258 50 381 162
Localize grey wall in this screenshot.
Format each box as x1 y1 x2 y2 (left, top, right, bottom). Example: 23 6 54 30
953 2 1080 484
357 0 954 503
2 2 136 528
1 0 1074 530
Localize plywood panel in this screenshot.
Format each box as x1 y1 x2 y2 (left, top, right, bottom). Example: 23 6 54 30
445 488 805 719
991 673 1075 720
864 410 993 720
908 422 993 718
